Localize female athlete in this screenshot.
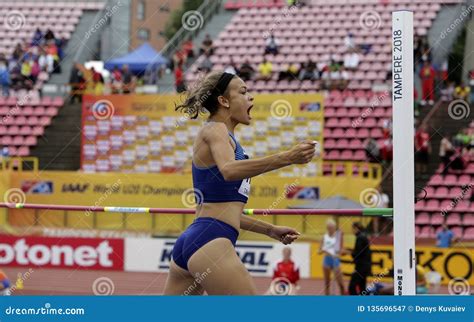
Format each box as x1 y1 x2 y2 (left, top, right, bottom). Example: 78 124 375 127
164 71 317 295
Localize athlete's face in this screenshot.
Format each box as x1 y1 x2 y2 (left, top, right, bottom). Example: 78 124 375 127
327 223 336 234
226 77 254 125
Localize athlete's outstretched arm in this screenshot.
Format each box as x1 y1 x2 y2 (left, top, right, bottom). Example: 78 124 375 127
240 214 300 245
204 122 316 181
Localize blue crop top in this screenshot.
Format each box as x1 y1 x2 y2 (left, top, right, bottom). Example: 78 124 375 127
192 132 251 204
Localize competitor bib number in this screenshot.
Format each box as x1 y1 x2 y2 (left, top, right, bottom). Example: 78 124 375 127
238 178 251 197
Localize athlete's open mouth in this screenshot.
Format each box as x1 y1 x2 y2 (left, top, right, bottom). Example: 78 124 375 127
247 105 253 117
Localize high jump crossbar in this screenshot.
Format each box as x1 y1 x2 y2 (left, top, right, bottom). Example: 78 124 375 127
0 203 393 217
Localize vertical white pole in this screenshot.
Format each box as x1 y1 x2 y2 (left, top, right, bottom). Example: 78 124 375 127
392 11 416 295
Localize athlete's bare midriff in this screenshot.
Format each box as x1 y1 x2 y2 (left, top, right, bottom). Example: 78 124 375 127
195 202 244 231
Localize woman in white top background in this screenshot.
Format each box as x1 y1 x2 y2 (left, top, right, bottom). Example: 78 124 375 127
319 218 345 295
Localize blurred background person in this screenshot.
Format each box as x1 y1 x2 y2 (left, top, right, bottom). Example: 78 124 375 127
343 222 371 295
319 219 345 295
268 247 300 295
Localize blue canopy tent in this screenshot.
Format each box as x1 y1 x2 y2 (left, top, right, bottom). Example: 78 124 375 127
104 43 168 75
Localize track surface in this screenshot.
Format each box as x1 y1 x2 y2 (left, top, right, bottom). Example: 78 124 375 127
2 267 450 295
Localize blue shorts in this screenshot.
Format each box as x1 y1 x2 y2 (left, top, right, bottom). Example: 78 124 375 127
323 255 340 269
172 217 239 271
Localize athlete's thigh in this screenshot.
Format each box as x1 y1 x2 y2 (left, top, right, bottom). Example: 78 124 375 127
187 238 257 295
163 260 204 295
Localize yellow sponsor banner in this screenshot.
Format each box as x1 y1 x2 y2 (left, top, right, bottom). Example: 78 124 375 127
7 170 378 233
310 243 474 285
10 171 376 209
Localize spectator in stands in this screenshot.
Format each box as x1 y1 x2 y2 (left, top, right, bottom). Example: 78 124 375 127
439 59 448 83
469 69 474 103
257 57 273 81
182 38 195 60
450 146 469 171
278 63 298 81
344 32 356 51
343 50 359 70
454 81 471 102
20 59 32 80
337 66 349 90
94 73 105 95
238 59 255 81
32 28 43 47
39 47 54 74
420 60 435 106
380 138 393 164
224 58 238 75
268 247 300 295
122 64 133 94
364 138 379 163
298 59 318 81
343 222 371 295
30 58 41 84
382 119 392 138
439 133 454 175
414 36 424 70
436 224 457 248
110 66 122 94
44 29 55 42
198 52 213 74
199 34 214 56
440 80 455 102
175 62 186 93
46 41 59 73
1 146 9 158
12 43 23 61
69 62 84 102
326 65 348 90
264 33 280 56
172 49 187 69
0 61 10 97
415 123 431 175
321 58 341 89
